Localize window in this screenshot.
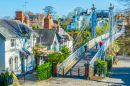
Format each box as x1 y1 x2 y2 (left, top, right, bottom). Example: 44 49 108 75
15 56 18 70
11 39 15 47
77 18 79 21
9 58 13 71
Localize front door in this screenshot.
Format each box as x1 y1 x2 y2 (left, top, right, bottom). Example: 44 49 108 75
21 57 25 73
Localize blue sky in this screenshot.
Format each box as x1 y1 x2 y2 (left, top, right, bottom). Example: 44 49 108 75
0 0 122 18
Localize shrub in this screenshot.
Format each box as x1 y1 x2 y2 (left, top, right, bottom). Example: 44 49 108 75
60 45 70 59
47 52 64 64
37 62 52 80
96 59 108 75
107 55 113 59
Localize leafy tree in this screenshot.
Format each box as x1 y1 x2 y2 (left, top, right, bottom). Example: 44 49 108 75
36 25 40 29
96 26 105 37
83 30 91 44
32 43 44 67
32 25 36 29
103 21 109 32
107 42 120 56
60 45 70 59
47 52 64 64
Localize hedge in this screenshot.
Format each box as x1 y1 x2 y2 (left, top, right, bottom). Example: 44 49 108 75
37 62 53 80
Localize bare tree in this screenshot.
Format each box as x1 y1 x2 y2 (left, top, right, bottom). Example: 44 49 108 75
26 11 34 15
74 7 85 14
43 6 56 17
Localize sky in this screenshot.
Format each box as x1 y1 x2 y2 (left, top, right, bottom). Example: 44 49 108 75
0 0 123 18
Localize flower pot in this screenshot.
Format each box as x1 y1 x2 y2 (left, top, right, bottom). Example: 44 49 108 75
100 74 104 77
95 73 99 77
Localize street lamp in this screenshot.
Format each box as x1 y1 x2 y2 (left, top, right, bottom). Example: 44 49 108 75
86 34 90 51
39 34 43 48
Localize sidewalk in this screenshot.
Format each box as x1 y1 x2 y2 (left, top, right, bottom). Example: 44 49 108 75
106 56 130 86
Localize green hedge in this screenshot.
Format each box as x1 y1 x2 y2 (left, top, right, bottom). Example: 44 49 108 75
37 62 53 80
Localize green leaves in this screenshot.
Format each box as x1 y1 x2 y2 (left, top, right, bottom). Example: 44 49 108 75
96 26 106 37
37 62 52 80
47 52 64 64
60 45 70 59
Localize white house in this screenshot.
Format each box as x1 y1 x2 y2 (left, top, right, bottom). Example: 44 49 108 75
0 19 38 75
67 9 91 31
34 29 60 51
34 27 73 53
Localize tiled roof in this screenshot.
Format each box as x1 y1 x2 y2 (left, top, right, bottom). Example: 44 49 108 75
0 19 36 39
34 29 56 45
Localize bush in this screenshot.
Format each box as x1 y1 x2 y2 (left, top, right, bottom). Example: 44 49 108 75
60 45 70 59
107 55 113 59
47 52 64 64
37 62 53 80
96 59 108 75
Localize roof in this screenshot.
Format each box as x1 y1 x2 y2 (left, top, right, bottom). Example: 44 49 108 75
59 28 73 41
0 19 35 39
34 29 56 45
62 35 71 41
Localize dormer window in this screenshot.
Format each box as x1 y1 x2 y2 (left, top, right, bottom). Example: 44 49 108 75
19 24 28 35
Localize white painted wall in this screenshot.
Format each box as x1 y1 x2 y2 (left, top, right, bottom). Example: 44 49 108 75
51 34 60 51
2 34 36 75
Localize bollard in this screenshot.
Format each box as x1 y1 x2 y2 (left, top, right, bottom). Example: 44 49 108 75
78 68 80 78
63 68 64 77
70 68 72 77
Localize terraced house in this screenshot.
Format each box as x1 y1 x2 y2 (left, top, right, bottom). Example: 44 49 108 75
0 19 38 75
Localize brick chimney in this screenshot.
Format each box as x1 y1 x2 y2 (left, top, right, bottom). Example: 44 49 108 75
24 15 30 27
14 11 24 22
57 22 60 32
44 13 51 29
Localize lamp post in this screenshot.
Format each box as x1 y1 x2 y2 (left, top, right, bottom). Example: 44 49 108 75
39 34 43 48
86 34 90 51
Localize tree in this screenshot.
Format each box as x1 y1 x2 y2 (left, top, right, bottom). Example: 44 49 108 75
36 25 40 29
47 52 64 64
96 26 105 37
74 7 85 14
83 30 91 44
43 6 56 17
103 21 109 32
60 45 70 59
25 11 34 15
32 43 44 67
32 25 36 29
67 12 74 18
107 42 120 56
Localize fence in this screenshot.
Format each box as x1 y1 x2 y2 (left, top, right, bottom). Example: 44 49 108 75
60 67 85 78
89 30 124 75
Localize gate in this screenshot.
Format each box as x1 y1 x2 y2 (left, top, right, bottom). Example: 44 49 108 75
59 67 85 79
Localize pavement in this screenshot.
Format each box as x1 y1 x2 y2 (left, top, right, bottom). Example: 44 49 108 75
106 56 130 86
20 56 130 86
